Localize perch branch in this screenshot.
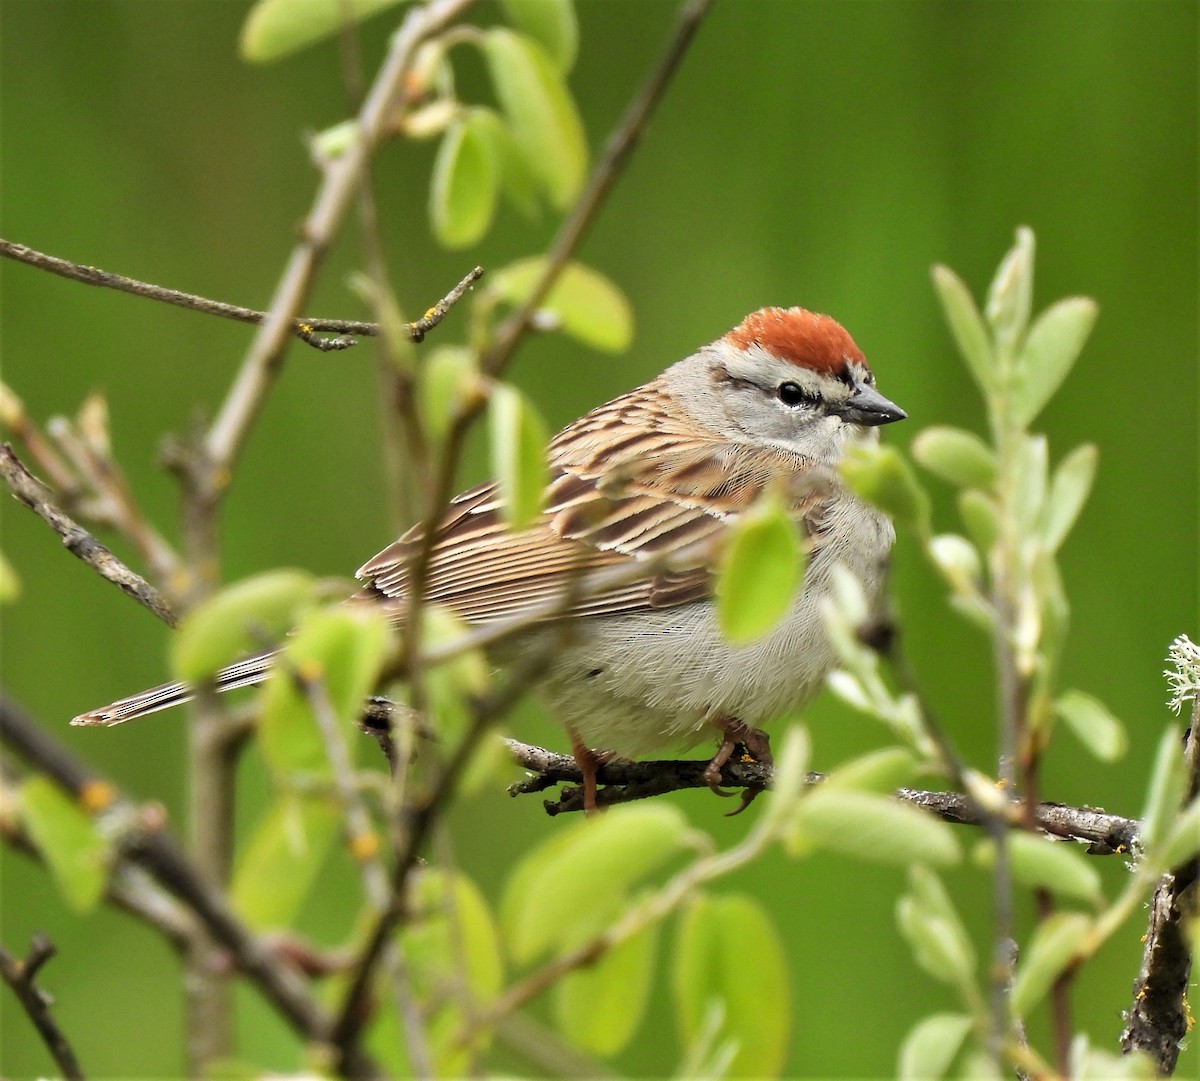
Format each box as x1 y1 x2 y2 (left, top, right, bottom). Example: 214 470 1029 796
502 739 1142 852
0 933 85 1081
0 444 177 626
0 238 480 352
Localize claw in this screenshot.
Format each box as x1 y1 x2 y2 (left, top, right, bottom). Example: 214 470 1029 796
704 716 773 811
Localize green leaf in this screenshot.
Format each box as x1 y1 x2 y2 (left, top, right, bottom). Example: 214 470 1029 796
500 803 689 963
840 444 932 536
1011 911 1090 1016
19 776 111 912
984 226 1035 354
465 108 540 219
1012 297 1098 427
930 264 994 393
230 795 340 930
974 832 1102 906
1039 444 1098 552
896 866 976 989
258 605 392 779
716 496 805 646
481 28 587 209
1140 725 1186 851
789 790 961 867
898 1012 974 1081
1054 689 1126 762
418 345 483 442
240 0 405 63
499 0 578 71
555 920 657 1055
488 381 549 529
490 258 633 353
911 426 997 489
672 892 790 1079
819 747 921 795
170 569 317 684
1159 796 1200 869
429 117 498 249
958 489 999 554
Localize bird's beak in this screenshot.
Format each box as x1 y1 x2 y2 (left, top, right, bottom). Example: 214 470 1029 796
829 384 907 427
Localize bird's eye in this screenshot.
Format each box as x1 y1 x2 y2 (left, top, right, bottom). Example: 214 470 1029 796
777 382 812 407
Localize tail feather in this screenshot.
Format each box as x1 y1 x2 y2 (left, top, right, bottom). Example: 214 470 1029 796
71 649 279 727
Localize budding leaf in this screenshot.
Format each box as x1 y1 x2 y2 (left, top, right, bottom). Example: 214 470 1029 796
1054 689 1126 762
931 264 994 393
1039 443 1098 552
19 775 111 913
498 0 578 71
1012 912 1091 1016
911 426 997 489
898 1012 974 1081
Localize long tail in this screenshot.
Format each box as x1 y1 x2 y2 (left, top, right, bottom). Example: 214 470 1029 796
71 649 279 727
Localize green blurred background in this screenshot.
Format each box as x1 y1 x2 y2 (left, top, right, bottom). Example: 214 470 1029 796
2 0 1196 1076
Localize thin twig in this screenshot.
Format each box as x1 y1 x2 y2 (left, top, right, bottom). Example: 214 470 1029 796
203 0 476 478
0 238 480 353
502 739 1143 852
0 934 86 1081
0 694 373 1068
0 444 177 626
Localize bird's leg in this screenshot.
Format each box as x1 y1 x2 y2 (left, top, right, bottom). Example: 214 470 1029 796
569 728 602 815
704 716 773 815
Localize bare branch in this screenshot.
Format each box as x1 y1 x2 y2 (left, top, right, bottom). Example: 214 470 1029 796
0 934 86 1081
0 237 481 353
0 444 177 626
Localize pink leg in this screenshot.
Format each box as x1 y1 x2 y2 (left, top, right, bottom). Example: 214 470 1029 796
704 716 773 816
569 728 601 815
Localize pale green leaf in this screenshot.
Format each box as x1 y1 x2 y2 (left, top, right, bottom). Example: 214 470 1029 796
555 921 657 1055
1011 912 1090 1016
840 444 931 536
974 832 1102 906
500 803 689 963
790 789 961 866
1039 444 1098 552
1159 797 1200 869
481 28 587 209
716 497 805 645
672 892 790 1079
1140 725 1186 851
499 0 578 70
230 795 340 930
1055 689 1126 762
0 550 19 604
20 776 111 912
258 605 391 779
490 258 633 353
1012 297 1098 427
928 534 983 595
170 569 316 683
911 426 997 489
418 345 483 442
420 604 491 744
429 117 498 249
898 1012 974 1081
819 747 921 795
930 264 994 393
240 0 406 63
896 866 976 988
488 381 549 529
